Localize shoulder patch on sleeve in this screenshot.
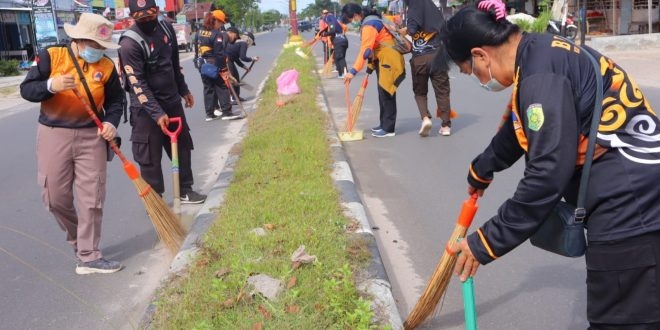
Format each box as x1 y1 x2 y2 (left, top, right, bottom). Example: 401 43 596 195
526 103 544 132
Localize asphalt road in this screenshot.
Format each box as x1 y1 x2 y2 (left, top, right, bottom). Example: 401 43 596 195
0 29 283 329
1 28 658 329
316 34 660 329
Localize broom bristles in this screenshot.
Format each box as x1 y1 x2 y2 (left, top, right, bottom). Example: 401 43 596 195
134 178 186 254
321 55 334 77
404 225 469 329
348 88 366 132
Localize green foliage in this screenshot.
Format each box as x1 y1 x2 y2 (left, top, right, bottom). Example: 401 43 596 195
0 60 20 76
300 0 341 20
213 0 256 23
532 11 552 33
261 9 282 26
322 264 376 329
509 5 551 33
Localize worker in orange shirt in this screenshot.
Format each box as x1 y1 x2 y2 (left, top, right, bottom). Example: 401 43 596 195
341 4 405 138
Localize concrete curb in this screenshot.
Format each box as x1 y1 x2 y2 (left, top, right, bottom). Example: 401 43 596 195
316 89 403 329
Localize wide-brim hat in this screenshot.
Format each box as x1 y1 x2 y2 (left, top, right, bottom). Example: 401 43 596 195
129 0 158 19
64 13 119 49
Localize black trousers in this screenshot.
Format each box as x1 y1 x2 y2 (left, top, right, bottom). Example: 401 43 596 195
228 60 241 98
586 231 660 329
202 74 231 115
375 64 397 133
129 102 194 195
333 35 348 75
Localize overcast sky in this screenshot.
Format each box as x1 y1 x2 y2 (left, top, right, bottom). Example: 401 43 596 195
258 0 317 14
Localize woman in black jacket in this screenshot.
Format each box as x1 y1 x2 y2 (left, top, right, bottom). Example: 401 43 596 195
446 2 660 328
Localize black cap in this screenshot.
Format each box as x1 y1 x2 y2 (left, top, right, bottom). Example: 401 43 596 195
246 32 255 46
129 0 158 19
227 26 240 34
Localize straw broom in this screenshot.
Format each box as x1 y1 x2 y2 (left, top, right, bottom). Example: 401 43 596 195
72 89 186 254
404 194 479 329
343 76 352 132
222 72 248 118
321 51 335 77
347 71 371 132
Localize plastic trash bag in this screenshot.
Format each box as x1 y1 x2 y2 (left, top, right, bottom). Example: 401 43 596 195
276 69 300 96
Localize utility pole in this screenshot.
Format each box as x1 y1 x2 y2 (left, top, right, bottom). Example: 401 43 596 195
289 0 303 43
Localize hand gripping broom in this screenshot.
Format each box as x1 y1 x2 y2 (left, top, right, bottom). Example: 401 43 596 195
295 28 325 59
240 59 257 82
404 194 479 329
72 88 186 255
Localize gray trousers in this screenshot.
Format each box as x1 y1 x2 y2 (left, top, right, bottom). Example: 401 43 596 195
37 124 107 262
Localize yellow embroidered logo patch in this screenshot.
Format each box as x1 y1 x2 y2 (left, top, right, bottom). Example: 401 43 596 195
526 103 544 132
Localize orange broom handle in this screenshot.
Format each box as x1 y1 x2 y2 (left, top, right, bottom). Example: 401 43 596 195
446 194 479 255
71 88 140 180
457 194 479 228
360 75 369 89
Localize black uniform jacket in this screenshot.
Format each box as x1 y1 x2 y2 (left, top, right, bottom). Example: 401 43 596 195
467 33 660 264
198 28 229 70
118 20 190 123
227 40 253 69
21 45 124 129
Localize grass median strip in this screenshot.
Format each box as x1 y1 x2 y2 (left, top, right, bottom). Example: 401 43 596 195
149 47 381 329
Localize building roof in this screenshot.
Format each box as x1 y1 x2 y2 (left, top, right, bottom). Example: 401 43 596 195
180 2 213 21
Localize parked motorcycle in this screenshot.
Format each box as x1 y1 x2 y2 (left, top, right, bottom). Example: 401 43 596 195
547 13 578 40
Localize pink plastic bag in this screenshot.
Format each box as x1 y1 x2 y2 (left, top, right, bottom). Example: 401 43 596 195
276 69 301 96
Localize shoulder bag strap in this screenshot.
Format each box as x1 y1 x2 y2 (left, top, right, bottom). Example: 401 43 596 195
574 46 604 222
66 44 99 114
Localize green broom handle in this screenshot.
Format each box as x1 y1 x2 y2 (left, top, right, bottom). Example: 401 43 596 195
462 277 477 330
163 117 182 216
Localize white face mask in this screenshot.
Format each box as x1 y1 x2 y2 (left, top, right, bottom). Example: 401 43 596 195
472 57 508 92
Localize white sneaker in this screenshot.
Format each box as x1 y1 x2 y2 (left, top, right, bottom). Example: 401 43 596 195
440 126 451 136
418 117 432 137
213 109 221 117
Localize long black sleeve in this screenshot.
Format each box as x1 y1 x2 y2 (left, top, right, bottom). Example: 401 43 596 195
467 73 579 264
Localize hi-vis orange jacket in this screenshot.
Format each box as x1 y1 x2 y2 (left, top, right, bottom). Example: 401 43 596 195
349 15 405 95
20 45 124 128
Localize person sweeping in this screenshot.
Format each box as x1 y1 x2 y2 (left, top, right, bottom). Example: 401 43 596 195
441 1 660 329
20 13 125 274
341 3 405 138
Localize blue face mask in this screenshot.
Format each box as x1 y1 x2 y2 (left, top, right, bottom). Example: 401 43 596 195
471 56 508 92
79 45 104 63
